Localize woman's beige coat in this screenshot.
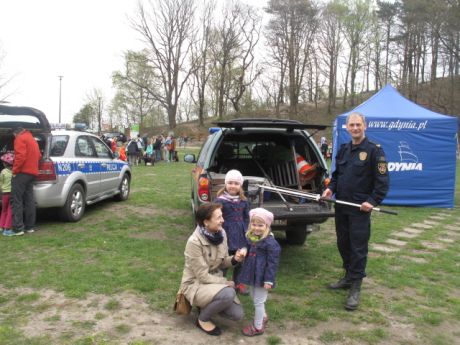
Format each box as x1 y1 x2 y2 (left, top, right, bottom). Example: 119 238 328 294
180 226 237 307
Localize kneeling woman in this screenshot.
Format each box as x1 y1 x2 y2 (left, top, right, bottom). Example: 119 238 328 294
179 203 245 336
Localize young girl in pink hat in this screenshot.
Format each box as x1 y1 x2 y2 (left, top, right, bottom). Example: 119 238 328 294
239 207 281 336
215 169 250 294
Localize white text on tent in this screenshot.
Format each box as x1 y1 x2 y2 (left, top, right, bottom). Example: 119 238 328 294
388 162 423 172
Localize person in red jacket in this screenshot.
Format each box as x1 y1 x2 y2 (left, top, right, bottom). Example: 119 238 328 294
10 127 42 236
111 137 117 153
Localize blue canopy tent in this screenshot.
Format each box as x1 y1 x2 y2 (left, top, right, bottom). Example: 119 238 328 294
332 84 458 208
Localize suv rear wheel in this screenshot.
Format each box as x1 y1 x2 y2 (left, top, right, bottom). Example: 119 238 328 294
60 184 86 222
285 223 308 245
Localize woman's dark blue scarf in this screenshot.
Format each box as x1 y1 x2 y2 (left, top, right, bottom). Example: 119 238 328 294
199 226 224 245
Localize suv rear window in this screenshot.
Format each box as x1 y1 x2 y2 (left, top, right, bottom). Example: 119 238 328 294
50 135 69 157
0 115 41 129
197 135 214 166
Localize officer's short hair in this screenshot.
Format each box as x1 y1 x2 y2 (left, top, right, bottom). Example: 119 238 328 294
346 112 366 125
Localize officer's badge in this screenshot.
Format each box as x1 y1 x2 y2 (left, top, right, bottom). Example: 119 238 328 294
359 152 367 161
378 162 387 174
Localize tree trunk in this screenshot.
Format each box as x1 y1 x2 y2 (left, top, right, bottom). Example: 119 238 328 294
343 51 352 109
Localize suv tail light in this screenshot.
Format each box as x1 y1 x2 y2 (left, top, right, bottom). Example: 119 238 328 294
36 159 57 182
198 176 210 202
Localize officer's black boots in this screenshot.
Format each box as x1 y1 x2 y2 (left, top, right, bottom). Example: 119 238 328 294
328 277 352 290
345 279 362 311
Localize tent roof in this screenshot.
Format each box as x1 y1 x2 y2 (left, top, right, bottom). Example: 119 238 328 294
338 84 454 119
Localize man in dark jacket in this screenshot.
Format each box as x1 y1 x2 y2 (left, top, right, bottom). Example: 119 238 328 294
322 112 389 311
126 138 139 166
10 127 42 236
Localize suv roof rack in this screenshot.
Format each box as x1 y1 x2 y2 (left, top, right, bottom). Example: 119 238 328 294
215 118 328 131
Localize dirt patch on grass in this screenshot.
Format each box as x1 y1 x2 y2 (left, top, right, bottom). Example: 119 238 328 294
111 204 190 218
2 275 460 345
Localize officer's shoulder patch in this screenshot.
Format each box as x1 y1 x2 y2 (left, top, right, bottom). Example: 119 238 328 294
378 162 387 174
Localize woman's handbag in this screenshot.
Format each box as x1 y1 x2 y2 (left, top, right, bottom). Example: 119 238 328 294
173 292 191 315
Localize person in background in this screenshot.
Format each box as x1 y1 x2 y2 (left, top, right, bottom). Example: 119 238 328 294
179 203 245 336
322 112 389 311
153 135 163 162
142 133 148 151
118 143 127 162
111 137 117 153
11 126 42 236
136 134 144 165
126 138 139 166
144 139 154 166
215 169 250 295
163 135 171 162
239 208 281 337
321 139 329 160
169 135 177 162
0 153 15 236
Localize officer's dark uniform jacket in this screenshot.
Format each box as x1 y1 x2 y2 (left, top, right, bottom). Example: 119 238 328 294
329 137 389 210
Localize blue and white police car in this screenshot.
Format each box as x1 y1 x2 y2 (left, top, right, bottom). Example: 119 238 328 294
0 105 131 222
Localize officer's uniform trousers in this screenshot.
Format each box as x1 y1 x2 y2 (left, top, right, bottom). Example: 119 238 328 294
335 205 371 281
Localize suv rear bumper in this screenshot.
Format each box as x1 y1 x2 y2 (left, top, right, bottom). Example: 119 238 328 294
34 182 67 208
258 201 334 224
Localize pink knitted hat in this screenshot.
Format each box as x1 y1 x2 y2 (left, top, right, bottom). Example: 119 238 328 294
0 152 14 165
249 208 274 226
225 169 243 185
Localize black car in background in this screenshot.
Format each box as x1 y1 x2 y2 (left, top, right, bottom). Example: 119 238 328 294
102 132 127 143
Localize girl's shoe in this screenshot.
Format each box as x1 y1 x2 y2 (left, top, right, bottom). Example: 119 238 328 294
242 323 264 337
236 283 249 295
3 230 16 236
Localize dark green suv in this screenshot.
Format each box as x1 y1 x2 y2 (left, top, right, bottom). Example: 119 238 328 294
184 119 334 245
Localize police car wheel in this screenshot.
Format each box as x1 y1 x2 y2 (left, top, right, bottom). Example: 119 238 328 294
115 174 130 201
61 184 86 222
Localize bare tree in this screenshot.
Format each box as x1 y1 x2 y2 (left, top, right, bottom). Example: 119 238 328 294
341 0 372 108
131 0 196 129
190 0 216 126
0 48 14 103
84 89 104 133
377 1 399 85
225 5 262 114
210 1 261 118
318 0 346 114
264 27 288 116
266 0 320 116
112 50 158 131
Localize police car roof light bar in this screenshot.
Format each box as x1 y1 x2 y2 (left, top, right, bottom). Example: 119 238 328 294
257 184 398 215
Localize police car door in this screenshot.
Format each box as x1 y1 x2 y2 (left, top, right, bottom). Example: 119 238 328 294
90 136 120 193
75 135 101 197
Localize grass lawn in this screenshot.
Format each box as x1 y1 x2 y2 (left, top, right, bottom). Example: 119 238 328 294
0 149 459 345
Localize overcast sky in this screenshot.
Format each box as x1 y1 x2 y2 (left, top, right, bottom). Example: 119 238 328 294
0 0 267 124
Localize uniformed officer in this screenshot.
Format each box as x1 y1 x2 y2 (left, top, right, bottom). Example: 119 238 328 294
323 112 389 311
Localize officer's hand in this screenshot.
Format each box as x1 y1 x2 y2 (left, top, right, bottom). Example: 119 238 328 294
322 188 332 198
360 202 374 212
